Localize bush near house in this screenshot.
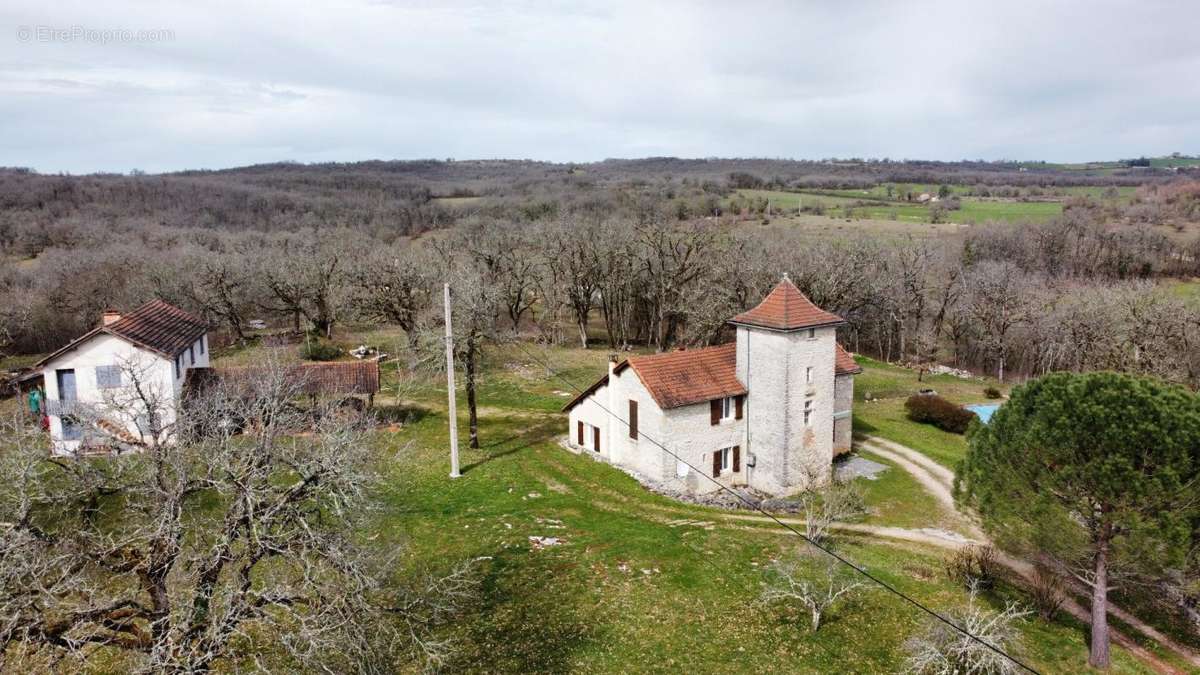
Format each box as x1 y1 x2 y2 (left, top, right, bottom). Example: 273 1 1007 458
904 394 975 434
301 338 342 361
984 386 1002 399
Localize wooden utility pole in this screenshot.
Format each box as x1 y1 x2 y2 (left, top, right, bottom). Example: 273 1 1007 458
444 282 460 478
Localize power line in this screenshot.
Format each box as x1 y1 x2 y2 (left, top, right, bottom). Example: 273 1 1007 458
502 338 1040 675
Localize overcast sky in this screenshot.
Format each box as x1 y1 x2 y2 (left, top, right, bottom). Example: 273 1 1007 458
2 1 1198 174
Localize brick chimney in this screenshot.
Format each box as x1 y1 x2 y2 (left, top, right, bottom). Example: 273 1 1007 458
101 308 122 326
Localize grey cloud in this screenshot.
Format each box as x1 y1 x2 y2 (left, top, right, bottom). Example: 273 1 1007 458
0 0 1197 173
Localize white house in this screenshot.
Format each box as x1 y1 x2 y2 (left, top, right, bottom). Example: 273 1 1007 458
36 300 209 455
563 276 861 496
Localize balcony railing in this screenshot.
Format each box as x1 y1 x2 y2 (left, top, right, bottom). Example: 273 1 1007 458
45 399 86 417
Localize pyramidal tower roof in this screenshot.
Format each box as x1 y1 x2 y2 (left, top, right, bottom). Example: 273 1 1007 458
728 274 845 331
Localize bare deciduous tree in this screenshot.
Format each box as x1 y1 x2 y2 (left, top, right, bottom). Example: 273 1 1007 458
904 584 1030 675
0 363 475 672
792 465 866 546
761 554 867 633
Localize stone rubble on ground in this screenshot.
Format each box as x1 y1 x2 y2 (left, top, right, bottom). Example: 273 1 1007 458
528 535 566 550
928 364 974 379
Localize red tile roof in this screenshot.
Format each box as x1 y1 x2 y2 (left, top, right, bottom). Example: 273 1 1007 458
729 277 844 331
36 300 208 366
565 342 860 414
835 344 863 375
621 343 746 409
190 361 380 397
107 300 208 357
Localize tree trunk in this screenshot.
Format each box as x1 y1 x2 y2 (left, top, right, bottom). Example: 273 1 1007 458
1089 537 1110 669
465 340 479 449
577 317 588 349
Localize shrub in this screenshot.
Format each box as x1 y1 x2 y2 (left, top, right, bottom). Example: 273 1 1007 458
984 386 1002 399
1028 564 1066 621
904 394 975 434
301 339 342 362
943 545 1000 590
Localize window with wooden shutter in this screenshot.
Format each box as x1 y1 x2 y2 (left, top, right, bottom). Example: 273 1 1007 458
735 395 744 420
710 399 720 425
577 421 584 445
593 426 601 453
629 400 638 439
712 451 721 477
733 445 741 472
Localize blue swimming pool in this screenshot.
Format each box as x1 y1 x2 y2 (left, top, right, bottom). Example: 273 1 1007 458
966 404 1000 424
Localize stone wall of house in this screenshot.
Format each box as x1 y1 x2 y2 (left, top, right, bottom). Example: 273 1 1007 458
569 364 751 492
603 365 670 480
567 324 848 497
659 400 747 494
735 324 836 495
833 373 854 455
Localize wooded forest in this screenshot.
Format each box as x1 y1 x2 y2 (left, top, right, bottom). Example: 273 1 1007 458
3 158 1199 388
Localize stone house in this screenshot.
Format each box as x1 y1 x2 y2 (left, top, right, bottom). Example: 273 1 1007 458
563 276 861 496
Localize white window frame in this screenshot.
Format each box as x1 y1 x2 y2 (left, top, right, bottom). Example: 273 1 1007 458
803 398 814 426
720 396 736 420
718 446 732 472
805 366 813 384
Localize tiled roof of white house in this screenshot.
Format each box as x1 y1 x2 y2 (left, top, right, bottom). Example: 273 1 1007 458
35 300 208 366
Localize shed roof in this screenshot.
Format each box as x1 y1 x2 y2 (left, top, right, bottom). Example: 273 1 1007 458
188 361 381 397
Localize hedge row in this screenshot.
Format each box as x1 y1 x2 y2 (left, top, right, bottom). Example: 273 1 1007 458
904 394 976 434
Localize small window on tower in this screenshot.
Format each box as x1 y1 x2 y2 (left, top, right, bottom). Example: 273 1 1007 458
807 328 816 340
803 398 814 426
806 366 813 384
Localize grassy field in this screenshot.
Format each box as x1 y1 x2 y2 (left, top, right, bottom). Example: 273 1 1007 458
1162 278 1200 307
0 330 1179 672
734 189 1065 225
851 356 1007 470
363 341 1160 672
823 183 1137 202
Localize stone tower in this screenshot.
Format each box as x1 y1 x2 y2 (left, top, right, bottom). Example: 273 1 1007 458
731 275 845 495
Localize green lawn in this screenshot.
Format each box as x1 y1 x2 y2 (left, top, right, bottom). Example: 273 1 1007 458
0 330 1175 673
851 356 1007 470
370 398 1152 672
956 199 1062 223
359 341 1158 672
